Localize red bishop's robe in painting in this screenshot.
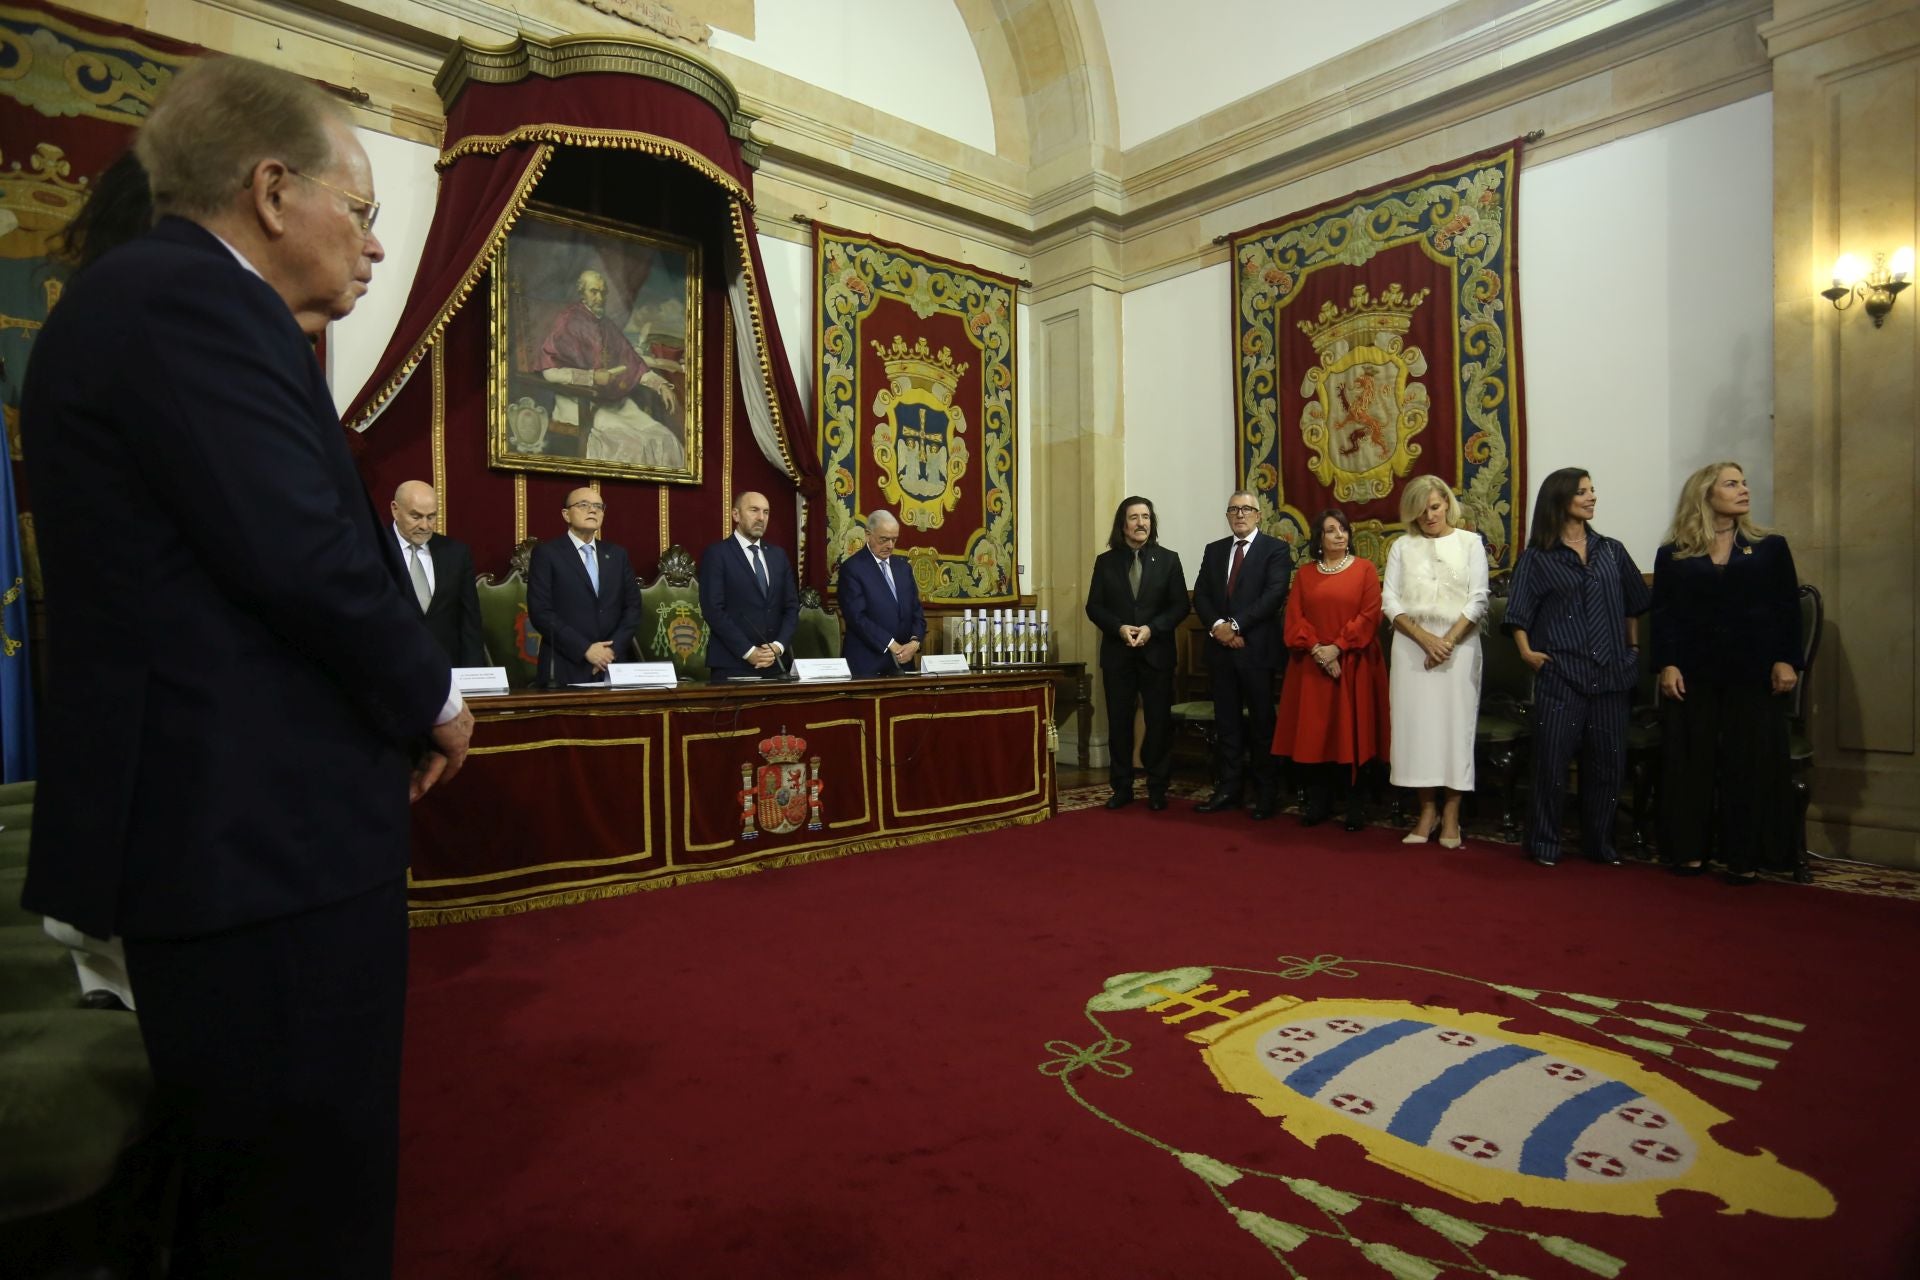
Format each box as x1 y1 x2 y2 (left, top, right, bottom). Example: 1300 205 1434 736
1272 560 1390 772
538 301 650 401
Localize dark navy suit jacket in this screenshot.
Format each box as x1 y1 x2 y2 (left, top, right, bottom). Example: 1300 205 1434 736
527 535 641 687
838 549 926 676
1190 531 1291 669
699 536 799 678
1650 534 1801 688
20 218 450 940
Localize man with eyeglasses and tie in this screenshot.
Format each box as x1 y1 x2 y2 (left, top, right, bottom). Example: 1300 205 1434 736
700 490 799 681
20 57 471 1276
1191 489 1292 819
393 480 485 667
839 509 926 677
527 486 642 686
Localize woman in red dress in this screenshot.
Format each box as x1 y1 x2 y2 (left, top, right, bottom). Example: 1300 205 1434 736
1271 509 1391 829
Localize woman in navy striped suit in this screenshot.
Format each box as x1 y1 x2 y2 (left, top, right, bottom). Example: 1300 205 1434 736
1503 468 1651 866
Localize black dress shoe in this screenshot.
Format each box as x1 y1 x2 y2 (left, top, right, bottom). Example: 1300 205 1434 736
1298 811 1325 828
1723 869 1760 886
1250 796 1277 820
79 990 129 1012
1531 851 1559 867
1590 850 1622 866
1105 791 1134 810
1147 793 1168 812
1343 815 1365 832
1668 861 1707 877
1194 791 1241 814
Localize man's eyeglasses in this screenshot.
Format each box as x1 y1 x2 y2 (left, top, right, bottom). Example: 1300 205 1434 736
1225 505 1258 516
289 169 380 236
568 501 607 513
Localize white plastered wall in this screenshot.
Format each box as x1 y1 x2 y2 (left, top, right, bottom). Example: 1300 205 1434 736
1096 0 1457 150
327 128 439 415
1123 95 1776 568
709 0 996 153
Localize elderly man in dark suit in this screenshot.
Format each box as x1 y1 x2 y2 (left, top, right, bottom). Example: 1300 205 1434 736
527 486 642 686
392 479 485 667
700 490 799 681
20 57 471 1277
1190 489 1292 818
839 509 926 676
1085 495 1191 810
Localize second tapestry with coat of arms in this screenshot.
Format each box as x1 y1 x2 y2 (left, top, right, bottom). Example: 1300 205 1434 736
815 225 1018 603
1229 141 1526 574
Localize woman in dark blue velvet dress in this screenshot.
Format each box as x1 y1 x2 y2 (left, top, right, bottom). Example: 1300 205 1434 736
1650 461 1802 884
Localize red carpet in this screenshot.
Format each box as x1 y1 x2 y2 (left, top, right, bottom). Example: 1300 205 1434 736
398 803 1920 1278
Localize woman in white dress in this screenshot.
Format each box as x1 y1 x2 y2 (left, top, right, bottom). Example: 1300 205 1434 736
1381 475 1491 847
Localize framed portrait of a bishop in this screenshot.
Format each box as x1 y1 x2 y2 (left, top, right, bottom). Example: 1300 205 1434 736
489 205 703 483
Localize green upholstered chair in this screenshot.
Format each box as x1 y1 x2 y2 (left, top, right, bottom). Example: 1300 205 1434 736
1474 593 1533 839
0 784 162 1263
475 539 543 691
1624 611 1663 850
1787 583 1823 883
1168 613 1216 773
637 544 709 682
791 587 842 661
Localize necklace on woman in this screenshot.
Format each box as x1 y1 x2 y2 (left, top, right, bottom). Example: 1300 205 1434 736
1317 553 1354 575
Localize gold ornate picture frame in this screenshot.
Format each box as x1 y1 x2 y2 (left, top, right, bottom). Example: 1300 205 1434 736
489 204 703 484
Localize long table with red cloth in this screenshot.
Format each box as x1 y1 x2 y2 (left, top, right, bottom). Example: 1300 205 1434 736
406 671 1057 923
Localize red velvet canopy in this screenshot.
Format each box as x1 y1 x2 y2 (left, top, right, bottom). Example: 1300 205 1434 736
342 36 822 584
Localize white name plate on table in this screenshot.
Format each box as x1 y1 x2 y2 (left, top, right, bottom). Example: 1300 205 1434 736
453 667 511 696
608 662 679 689
792 657 853 683
920 653 970 675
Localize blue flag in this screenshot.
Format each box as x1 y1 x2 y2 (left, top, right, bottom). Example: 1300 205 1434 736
0 443 31 781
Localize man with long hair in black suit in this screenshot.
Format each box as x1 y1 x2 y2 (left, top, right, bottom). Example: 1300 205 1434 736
1085 495 1190 810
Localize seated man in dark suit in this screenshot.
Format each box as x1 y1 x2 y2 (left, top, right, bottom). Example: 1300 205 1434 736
527 487 642 686
839 509 926 676
699 490 799 681
392 479 485 667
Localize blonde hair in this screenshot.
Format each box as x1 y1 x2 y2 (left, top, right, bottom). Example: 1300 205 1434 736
1398 475 1461 534
1663 460 1770 558
136 57 345 220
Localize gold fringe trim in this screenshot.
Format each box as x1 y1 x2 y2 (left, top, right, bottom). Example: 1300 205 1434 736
430 342 447 527
720 295 733 536
407 807 1051 927
727 200 799 483
347 144 557 432
438 127 748 204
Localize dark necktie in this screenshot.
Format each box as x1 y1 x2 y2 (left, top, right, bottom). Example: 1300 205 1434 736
750 543 770 595
1226 539 1247 596
1128 551 1141 600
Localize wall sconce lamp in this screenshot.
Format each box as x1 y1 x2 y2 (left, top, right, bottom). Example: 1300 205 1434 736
1823 248 1913 327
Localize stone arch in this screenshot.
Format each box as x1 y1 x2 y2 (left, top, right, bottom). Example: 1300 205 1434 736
956 0 1119 172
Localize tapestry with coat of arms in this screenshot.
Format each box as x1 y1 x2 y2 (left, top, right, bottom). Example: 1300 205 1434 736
1229 141 1526 575
815 225 1018 603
